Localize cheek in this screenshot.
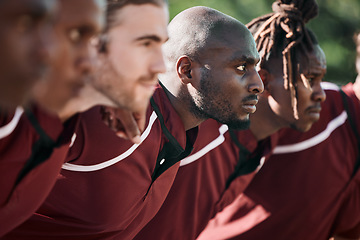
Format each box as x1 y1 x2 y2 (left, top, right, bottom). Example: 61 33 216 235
268 89 292 116
52 35 72 66
53 51 72 78
356 57 360 72
225 78 247 99
109 46 142 75
296 86 312 107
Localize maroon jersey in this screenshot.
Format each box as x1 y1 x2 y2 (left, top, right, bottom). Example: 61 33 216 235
4 86 197 240
134 118 278 240
0 105 70 237
198 82 360 240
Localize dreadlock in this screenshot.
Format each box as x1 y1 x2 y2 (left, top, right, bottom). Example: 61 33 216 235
247 0 318 119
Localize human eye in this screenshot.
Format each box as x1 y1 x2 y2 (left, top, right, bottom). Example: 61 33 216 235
307 75 321 87
236 63 247 73
140 40 153 47
144 41 151 47
68 26 96 44
301 74 323 88
68 28 81 43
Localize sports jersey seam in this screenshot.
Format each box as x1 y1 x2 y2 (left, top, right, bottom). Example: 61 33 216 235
150 96 184 152
273 110 348 154
180 124 229 166
321 81 340 91
0 106 24 139
61 111 158 172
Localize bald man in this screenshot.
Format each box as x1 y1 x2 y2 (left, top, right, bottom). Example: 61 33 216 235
135 0 327 239
4 6 263 240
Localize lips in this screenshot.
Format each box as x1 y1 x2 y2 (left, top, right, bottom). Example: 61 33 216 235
308 107 321 113
307 106 322 119
139 78 159 93
242 99 259 114
140 80 158 88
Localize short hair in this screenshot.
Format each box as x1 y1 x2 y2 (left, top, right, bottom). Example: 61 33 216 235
246 0 319 118
163 6 250 67
106 0 167 31
98 0 167 52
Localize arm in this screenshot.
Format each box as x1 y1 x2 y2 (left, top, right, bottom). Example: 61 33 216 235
100 106 146 144
58 85 145 144
56 83 115 121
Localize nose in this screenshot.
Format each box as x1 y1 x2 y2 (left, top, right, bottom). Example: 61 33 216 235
247 69 264 94
75 44 94 79
150 47 166 74
312 82 326 102
76 55 93 79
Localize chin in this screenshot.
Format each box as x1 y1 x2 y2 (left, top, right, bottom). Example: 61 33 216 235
292 123 313 133
126 99 149 113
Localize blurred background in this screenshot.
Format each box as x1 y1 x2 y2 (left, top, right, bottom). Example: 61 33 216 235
168 0 360 85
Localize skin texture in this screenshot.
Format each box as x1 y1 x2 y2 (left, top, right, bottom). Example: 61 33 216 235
58 2 169 143
32 0 105 113
354 32 360 101
92 3 169 113
0 0 57 108
250 44 327 140
356 33 360 77
160 6 264 131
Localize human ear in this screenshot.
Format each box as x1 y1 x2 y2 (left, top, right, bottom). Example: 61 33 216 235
95 34 108 53
176 56 193 84
258 69 272 95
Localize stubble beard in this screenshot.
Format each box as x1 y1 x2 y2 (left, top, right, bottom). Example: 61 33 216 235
187 69 250 130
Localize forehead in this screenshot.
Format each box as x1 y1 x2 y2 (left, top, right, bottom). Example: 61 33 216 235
299 44 326 75
206 29 259 64
57 0 104 29
0 0 57 19
110 4 169 40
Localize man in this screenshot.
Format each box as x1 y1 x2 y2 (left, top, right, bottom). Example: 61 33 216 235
3 6 263 240
33 0 167 137
0 0 105 236
31 0 106 115
0 0 57 108
135 0 327 239
197 4 360 240
201 35 360 240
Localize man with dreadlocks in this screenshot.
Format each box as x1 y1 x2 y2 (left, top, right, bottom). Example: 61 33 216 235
134 0 327 240
198 5 360 240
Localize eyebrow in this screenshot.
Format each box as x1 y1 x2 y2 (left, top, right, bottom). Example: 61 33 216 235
79 25 100 35
134 34 169 43
230 55 260 65
304 72 326 78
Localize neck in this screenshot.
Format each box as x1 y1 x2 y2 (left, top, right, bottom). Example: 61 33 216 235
249 97 286 141
354 75 360 101
160 80 204 131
